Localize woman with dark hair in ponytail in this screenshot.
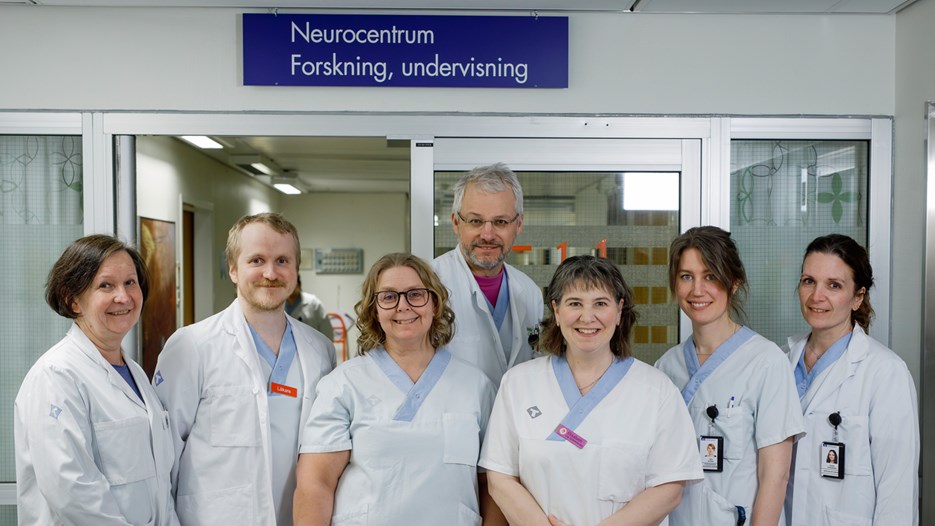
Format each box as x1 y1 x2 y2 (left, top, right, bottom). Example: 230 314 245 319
785 234 919 526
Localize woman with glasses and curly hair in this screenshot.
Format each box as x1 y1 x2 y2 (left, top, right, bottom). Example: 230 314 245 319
294 253 500 526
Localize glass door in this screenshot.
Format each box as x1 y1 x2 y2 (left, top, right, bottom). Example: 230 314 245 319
431 138 700 365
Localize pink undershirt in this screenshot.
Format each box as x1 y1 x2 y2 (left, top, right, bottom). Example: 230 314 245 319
474 269 504 306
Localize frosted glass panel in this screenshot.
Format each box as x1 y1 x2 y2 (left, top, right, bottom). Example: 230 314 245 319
730 140 868 346
435 171 680 365
0 135 84 489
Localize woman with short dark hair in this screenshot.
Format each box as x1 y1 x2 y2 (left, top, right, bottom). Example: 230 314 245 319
14 234 178 525
481 255 702 526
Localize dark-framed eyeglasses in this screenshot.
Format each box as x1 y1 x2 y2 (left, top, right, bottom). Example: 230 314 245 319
374 288 432 310
456 212 520 231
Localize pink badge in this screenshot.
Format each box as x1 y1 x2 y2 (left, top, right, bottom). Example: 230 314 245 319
556 424 588 449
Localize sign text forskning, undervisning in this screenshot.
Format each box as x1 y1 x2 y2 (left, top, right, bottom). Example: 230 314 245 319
242 14 568 88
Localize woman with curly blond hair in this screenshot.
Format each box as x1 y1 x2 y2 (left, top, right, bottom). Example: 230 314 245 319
294 253 499 526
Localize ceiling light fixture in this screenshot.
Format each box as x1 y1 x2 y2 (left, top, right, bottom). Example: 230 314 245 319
274 183 302 195
229 153 282 177
180 136 224 149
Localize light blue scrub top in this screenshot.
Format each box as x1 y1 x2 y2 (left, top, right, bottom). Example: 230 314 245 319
794 332 852 399
249 323 303 526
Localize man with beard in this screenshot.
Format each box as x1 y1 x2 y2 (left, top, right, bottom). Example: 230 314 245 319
433 163 543 388
153 213 336 526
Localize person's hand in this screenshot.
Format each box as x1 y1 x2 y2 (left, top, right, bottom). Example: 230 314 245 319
548 514 572 526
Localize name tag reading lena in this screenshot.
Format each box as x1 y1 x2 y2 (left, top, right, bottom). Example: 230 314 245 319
271 382 298 398
556 424 588 449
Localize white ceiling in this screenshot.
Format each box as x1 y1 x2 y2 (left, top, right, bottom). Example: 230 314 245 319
6 0 917 13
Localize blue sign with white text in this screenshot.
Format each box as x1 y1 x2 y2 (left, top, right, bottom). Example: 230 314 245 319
243 14 568 88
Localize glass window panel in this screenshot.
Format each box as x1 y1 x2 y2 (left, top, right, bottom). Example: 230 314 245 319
730 140 869 346
1 135 84 495
435 171 680 364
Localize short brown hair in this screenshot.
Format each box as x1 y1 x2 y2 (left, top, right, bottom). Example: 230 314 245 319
225 212 300 269
668 226 748 323
540 256 638 358
355 253 455 353
45 235 150 319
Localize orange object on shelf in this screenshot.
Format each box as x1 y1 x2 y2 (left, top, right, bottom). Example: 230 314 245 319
512 245 533 252
556 241 567 262
596 239 607 258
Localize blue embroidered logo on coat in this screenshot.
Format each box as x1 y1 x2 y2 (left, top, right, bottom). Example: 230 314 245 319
49 404 62 419
526 406 542 419
154 370 164 386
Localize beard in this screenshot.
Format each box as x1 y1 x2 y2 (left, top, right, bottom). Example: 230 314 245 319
239 279 290 312
464 241 506 271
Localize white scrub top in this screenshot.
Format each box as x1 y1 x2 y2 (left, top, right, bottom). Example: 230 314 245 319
300 347 496 526
14 324 179 526
784 326 919 526
480 355 703 526
655 327 804 526
153 300 336 526
432 248 543 387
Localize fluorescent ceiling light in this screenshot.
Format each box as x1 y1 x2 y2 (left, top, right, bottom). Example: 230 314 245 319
251 162 274 176
180 136 223 149
622 172 679 211
274 183 302 195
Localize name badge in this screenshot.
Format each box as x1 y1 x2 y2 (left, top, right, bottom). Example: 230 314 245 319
271 382 298 398
820 441 845 479
555 424 588 449
700 435 724 472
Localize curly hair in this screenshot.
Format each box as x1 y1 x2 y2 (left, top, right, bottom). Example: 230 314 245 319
540 256 638 358
355 253 456 353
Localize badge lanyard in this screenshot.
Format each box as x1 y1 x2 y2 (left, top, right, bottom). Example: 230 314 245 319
821 411 846 479
546 355 634 449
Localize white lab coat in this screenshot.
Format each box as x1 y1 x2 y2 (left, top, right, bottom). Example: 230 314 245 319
153 300 336 526
287 291 334 341
432 248 543 387
300 348 496 526
784 326 919 526
655 331 804 526
480 356 703 526
14 324 178 526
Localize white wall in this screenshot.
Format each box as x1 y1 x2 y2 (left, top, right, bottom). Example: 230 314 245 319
0 8 894 115
280 192 409 358
136 136 282 314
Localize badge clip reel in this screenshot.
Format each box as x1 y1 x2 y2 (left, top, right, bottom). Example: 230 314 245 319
700 404 724 473
820 411 845 480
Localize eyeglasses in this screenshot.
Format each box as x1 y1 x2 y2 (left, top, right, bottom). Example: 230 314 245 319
456 212 520 231
374 288 432 310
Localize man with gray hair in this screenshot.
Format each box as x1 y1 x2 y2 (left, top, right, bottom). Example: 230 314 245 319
432 163 543 388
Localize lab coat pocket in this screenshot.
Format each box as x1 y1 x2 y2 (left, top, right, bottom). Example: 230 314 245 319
715 412 749 460
457 502 482 526
597 442 647 504
823 505 871 526
93 415 157 485
333 504 368 525
92 415 157 525
177 483 254 525
838 415 872 476
443 412 481 466
206 385 260 447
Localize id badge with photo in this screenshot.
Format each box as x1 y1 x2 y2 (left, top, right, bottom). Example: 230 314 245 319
699 435 724 472
820 441 845 479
